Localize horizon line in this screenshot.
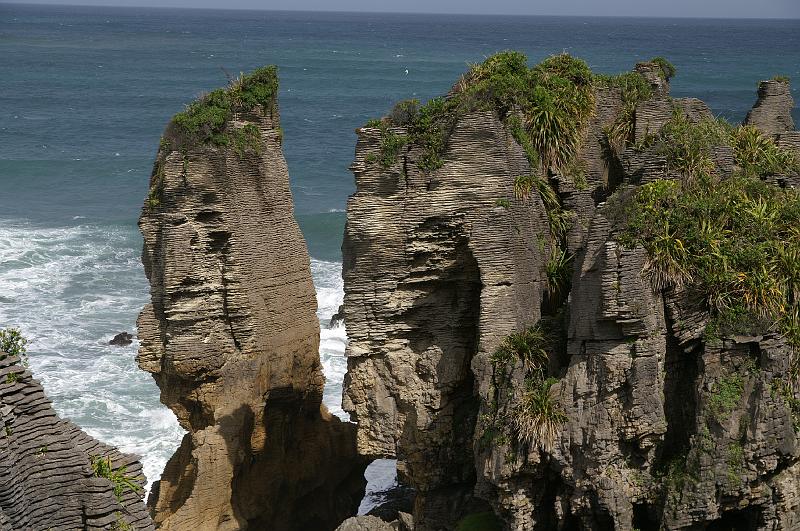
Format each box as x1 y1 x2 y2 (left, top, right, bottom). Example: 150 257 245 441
5 1 800 20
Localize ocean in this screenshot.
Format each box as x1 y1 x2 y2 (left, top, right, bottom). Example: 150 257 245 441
1 2 799 507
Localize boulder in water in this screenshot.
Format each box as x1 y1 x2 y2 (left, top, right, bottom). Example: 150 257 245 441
109 332 133 346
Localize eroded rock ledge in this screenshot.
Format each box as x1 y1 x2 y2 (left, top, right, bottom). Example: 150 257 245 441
137 67 366 530
342 54 800 530
0 349 152 530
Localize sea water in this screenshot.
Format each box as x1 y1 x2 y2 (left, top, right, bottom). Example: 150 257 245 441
1 2 799 507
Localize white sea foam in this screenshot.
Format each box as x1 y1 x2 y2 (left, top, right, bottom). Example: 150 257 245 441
311 258 349 420
0 219 184 491
0 219 392 505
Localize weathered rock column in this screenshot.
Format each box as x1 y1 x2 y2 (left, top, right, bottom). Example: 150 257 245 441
745 79 795 135
342 110 551 529
138 67 366 530
0 350 152 530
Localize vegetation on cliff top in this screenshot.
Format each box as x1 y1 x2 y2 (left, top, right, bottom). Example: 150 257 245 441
145 67 277 211
0 327 29 365
165 65 278 150
366 51 660 173
618 109 800 351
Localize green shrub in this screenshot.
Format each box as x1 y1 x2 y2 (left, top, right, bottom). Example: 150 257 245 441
456 512 503 531
376 125 408 168
389 99 420 126
231 123 262 158
771 75 790 84
654 109 732 180
169 65 278 151
726 441 744 487
650 56 677 81
708 365 754 422
0 328 29 365
5 373 20 384
659 455 692 493
90 456 144 502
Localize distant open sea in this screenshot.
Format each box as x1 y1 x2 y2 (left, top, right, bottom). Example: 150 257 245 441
1 1 799 505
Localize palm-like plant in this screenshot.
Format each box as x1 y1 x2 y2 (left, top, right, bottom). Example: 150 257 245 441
514 377 567 451
642 221 692 290
492 325 551 377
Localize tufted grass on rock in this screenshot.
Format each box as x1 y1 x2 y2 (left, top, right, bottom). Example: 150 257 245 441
113 512 134 531
491 324 551 375
491 318 568 450
514 376 567 451
167 65 278 151
622 172 800 344
90 456 144 502
596 69 655 151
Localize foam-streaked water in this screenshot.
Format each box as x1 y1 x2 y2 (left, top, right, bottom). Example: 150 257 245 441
0 216 348 488
1 2 799 499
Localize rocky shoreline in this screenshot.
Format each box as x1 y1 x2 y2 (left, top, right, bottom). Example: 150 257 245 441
2 53 799 530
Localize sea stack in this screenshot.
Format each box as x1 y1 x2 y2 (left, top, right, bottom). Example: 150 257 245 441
137 67 366 530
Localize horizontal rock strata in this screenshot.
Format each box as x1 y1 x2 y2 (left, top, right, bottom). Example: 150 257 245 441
0 351 152 530
138 68 366 530
342 56 800 530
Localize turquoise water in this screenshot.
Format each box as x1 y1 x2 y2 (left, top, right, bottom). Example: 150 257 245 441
1 2 799 490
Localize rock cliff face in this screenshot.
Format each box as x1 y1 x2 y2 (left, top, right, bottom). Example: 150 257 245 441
343 111 550 528
138 67 366 530
342 55 800 530
0 350 152 530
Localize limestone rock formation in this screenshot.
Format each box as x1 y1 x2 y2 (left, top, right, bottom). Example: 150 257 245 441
342 55 800 530
0 351 152 530
138 67 366 530
745 79 795 135
343 110 550 529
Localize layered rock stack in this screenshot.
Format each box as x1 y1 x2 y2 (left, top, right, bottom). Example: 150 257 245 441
0 350 152 529
137 67 366 530
342 111 551 528
745 79 795 135
341 55 800 530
